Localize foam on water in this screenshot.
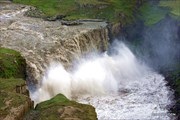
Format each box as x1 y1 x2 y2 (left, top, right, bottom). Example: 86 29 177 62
31 42 174 119
0 6 28 20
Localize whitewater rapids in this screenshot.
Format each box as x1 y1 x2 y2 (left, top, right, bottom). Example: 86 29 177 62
31 42 174 119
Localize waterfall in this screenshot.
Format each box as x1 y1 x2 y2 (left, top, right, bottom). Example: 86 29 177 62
31 41 174 119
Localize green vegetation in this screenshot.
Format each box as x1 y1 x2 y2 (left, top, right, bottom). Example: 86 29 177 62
14 0 140 24
0 78 25 92
139 3 168 26
160 0 180 17
0 48 32 119
35 94 70 110
0 78 30 118
0 84 27 108
13 0 180 25
139 0 180 26
24 94 97 120
0 47 26 79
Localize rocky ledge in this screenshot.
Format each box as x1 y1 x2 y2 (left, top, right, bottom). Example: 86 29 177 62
0 47 98 120
0 47 34 120
0 3 109 85
0 3 105 120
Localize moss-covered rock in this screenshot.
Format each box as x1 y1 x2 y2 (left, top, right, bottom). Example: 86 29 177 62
0 48 33 120
159 0 180 20
13 0 143 24
139 0 180 26
24 94 97 120
0 47 26 79
0 78 34 120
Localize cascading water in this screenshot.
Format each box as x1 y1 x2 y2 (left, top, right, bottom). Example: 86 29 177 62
31 42 175 119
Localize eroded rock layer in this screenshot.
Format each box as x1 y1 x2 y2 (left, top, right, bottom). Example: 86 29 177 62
0 3 109 84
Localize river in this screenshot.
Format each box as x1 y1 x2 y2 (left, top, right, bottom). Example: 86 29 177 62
0 3 175 119
32 42 175 119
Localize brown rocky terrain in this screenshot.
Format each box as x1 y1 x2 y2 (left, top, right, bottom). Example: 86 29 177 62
0 2 104 119
0 3 109 85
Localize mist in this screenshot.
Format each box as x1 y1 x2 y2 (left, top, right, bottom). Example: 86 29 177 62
31 42 148 104
139 16 180 69
30 41 174 119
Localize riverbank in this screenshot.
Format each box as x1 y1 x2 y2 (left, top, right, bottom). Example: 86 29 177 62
0 47 34 120
0 1 180 119
161 66 180 119
0 3 109 85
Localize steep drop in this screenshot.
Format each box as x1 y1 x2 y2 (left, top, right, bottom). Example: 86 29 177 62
31 42 175 119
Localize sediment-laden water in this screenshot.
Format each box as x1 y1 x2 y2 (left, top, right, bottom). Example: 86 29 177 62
0 3 175 119
31 42 175 119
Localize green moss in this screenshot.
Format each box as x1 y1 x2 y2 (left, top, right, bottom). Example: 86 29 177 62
139 0 180 26
0 91 30 118
30 94 97 120
14 0 139 24
0 47 26 79
0 78 27 107
35 94 70 110
0 78 30 118
0 48 32 119
139 2 168 26
0 78 25 92
159 0 180 17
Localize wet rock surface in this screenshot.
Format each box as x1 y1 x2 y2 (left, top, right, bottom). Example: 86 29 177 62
162 69 180 119
0 3 109 84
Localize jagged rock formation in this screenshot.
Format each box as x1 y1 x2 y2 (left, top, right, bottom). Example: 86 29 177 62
0 3 109 84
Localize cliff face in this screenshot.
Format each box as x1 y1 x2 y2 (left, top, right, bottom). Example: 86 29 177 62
0 3 109 84
0 47 33 120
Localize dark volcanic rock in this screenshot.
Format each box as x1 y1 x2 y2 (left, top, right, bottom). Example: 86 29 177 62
162 68 180 119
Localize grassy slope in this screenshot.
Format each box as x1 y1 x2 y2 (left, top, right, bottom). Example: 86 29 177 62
0 78 31 118
0 48 30 119
0 47 26 79
24 94 97 120
140 0 180 26
139 2 168 26
14 0 138 24
159 0 180 17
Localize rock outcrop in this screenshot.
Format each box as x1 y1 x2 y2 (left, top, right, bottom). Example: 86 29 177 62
24 94 97 120
0 3 109 85
0 47 33 120
0 81 34 120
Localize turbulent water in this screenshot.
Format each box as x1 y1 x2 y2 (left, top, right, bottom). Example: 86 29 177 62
31 42 175 119
0 3 175 119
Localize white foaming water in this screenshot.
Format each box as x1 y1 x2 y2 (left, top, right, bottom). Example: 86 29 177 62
31 42 174 119
0 7 28 20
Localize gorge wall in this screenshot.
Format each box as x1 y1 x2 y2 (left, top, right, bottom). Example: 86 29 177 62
0 3 109 86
